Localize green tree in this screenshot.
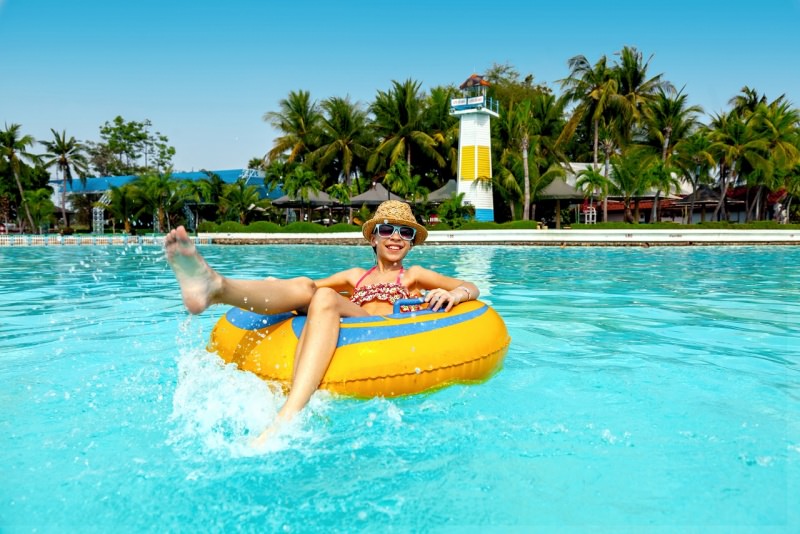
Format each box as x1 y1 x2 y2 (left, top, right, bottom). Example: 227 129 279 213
0 123 38 230
437 192 473 228
92 117 174 175
264 90 322 164
614 46 675 143
40 129 89 226
309 96 370 188
368 79 444 177
132 172 175 232
101 184 139 233
559 54 620 167
609 149 655 223
283 164 322 222
748 97 800 219
642 88 703 220
708 111 769 220
24 188 55 233
673 130 716 222
220 179 267 225
575 166 607 207
420 85 460 186
247 157 265 170
197 169 227 222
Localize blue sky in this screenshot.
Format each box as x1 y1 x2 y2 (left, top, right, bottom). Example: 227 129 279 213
1 0 798 174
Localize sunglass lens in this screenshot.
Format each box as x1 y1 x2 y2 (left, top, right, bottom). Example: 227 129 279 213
399 226 415 240
377 224 394 237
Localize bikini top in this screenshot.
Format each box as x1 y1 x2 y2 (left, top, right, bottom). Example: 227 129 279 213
349 266 410 306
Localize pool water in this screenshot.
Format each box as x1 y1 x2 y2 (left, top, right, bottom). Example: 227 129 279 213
1 244 798 531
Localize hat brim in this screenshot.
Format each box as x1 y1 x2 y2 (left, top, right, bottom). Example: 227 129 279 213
362 217 428 246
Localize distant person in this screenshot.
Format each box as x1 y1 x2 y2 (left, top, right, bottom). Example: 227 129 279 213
164 200 479 444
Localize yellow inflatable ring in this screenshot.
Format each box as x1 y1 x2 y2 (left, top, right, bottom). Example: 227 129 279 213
209 298 510 397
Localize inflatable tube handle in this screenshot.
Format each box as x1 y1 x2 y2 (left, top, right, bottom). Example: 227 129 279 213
393 297 447 314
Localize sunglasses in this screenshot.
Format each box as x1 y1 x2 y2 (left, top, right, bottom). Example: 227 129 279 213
373 223 416 241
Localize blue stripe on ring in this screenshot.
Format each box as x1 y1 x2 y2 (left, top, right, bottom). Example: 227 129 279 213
224 303 489 348
292 304 488 346
225 307 295 329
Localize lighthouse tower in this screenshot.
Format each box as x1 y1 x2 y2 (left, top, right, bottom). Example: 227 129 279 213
450 74 500 222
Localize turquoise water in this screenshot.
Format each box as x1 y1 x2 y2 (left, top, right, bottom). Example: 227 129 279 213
1 244 798 532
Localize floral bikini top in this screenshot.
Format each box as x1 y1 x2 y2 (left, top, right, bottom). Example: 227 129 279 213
350 266 410 306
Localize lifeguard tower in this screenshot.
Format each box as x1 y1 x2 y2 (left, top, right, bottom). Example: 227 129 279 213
450 74 500 221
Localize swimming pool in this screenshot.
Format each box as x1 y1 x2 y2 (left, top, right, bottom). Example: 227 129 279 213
1 244 798 531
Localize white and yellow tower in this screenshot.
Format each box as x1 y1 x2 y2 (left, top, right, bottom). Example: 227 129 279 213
450 74 499 222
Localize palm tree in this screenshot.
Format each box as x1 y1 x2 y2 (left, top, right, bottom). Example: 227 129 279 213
422 85 460 185
673 130 716 222
642 88 703 220
283 164 322 222
383 160 414 198
368 79 444 177
196 169 227 222
729 86 767 118
220 179 266 225
40 129 89 227
132 172 174 232
558 54 620 167
643 88 703 162
264 90 322 164
247 157 265 171
503 100 535 219
609 149 655 223
23 188 55 233
0 123 37 230
575 166 607 209
746 97 800 219
614 46 675 143
708 111 769 220
102 184 139 233
308 96 370 187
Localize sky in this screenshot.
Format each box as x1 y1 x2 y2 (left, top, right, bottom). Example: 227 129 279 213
1 0 798 174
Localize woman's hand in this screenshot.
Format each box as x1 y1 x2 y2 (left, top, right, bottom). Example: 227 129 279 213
424 287 463 312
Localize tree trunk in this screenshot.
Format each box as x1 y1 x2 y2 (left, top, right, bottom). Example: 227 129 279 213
687 174 697 224
650 191 661 223
603 150 610 223
13 168 36 231
60 170 69 227
624 199 633 223
555 199 561 229
713 165 730 221
593 119 599 167
522 136 531 220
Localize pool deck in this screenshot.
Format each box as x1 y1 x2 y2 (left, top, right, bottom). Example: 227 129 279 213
204 228 800 246
1 229 799 247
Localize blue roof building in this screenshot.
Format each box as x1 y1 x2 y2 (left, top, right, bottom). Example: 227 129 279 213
62 168 284 200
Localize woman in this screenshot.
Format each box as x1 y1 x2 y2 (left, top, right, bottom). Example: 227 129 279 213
165 200 479 442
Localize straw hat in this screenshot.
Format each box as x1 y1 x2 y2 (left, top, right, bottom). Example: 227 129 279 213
361 200 428 246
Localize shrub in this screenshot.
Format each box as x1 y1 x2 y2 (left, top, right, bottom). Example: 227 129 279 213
326 223 360 233
197 221 218 232
246 221 281 233
283 222 326 233
217 221 247 233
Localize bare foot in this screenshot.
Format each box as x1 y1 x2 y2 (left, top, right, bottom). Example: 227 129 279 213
165 226 222 314
250 414 292 448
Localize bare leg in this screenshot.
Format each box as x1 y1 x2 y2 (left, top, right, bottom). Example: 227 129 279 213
251 288 368 445
165 225 315 315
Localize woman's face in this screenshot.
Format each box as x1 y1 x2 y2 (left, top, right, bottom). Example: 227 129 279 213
371 229 411 263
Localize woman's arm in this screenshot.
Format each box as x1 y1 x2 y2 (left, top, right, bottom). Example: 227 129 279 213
409 266 480 312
